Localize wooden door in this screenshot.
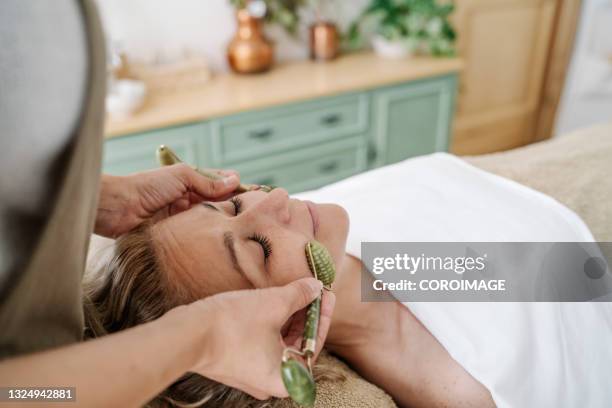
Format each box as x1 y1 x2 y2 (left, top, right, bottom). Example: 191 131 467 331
450 0 559 154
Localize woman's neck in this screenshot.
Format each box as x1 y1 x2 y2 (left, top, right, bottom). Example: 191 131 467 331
328 254 496 408
328 254 404 350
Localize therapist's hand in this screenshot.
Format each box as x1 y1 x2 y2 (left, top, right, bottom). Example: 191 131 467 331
189 278 336 400
95 164 240 237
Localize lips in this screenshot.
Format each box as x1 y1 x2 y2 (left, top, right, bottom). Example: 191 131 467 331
304 200 320 237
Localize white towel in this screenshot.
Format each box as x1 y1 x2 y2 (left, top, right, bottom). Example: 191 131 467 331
295 153 612 408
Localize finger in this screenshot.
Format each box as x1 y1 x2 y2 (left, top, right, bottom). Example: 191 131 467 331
187 191 205 204
173 163 240 199
281 308 307 345
246 388 271 401
231 379 272 401
169 197 191 215
311 290 336 361
210 190 243 202
273 278 323 320
212 168 240 179
187 190 238 204
267 377 290 399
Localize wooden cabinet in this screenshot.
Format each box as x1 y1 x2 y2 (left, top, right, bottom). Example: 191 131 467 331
450 0 567 154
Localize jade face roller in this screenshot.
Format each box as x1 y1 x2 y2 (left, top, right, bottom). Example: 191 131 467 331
155 145 275 193
281 240 336 407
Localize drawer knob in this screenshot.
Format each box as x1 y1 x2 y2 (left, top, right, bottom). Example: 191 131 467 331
320 113 342 126
319 161 339 173
367 142 378 163
249 128 274 140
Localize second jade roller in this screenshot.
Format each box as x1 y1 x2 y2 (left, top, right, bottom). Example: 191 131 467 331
281 240 336 407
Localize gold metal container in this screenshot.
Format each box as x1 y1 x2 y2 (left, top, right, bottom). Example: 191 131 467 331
227 9 274 74
309 21 339 61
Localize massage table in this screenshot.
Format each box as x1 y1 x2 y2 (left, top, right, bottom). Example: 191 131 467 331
86 122 612 407
276 122 612 407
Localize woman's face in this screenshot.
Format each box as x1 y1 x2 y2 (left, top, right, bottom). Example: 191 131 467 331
151 188 349 297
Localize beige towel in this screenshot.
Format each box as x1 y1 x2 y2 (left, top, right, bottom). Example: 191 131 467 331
465 122 612 241
276 351 396 408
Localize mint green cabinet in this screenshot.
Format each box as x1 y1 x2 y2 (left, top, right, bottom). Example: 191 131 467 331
103 124 211 175
103 74 457 192
210 93 368 165
370 75 456 167
233 137 367 193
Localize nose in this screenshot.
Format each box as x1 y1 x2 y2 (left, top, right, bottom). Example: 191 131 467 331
246 188 291 224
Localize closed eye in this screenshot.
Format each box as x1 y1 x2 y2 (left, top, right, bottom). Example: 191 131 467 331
249 233 272 262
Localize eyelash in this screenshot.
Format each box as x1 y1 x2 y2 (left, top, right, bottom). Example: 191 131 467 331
230 197 243 215
249 233 272 261
229 197 272 261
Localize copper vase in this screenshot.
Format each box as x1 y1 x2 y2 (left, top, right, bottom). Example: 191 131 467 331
310 21 339 61
227 9 274 74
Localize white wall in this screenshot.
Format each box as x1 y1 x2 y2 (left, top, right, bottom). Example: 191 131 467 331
96 0 368 72
555 0 612 135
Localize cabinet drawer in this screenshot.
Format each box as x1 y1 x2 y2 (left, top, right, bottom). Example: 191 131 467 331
235 137 367 194
103 124 209 175
211 93 369 164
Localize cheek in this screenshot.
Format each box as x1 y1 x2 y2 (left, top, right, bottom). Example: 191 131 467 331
186 251 252 297
272 257 313 286
267 235 313 287
315 204 349 266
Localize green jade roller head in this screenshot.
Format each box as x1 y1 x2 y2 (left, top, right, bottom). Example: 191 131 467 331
305 240 336 289
156 145 275 193
281 240 336 407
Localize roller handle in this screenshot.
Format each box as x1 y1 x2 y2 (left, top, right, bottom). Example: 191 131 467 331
301 296 321 356
156 145 258 194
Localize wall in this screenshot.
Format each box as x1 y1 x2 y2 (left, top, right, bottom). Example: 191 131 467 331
96 0 369 72
555 0 612 135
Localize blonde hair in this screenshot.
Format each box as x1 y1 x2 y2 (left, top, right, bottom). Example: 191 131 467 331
83 224 343 407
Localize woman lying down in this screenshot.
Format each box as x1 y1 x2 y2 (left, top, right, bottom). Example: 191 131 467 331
85 153 612 408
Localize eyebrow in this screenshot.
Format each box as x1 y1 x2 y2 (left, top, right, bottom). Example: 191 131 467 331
202 204 251 282
223 231 248 280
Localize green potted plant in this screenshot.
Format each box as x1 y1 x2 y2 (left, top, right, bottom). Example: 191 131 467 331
347 0 457 58
229 0 307 36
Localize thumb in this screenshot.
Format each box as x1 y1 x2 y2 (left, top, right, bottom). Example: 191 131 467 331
176 164 240 198
275 278 323 320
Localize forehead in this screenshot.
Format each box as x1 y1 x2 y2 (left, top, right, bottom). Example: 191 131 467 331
155 204 225 244
151 205 250 296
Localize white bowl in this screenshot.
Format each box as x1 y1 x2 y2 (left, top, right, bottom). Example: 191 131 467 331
371 35 414 59
106 79 146 120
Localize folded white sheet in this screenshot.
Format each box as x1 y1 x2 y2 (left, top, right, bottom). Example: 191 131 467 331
294 153 612 408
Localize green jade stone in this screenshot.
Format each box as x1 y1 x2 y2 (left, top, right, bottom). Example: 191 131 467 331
281 359 316 407
302 296 321 345
305 241 335 288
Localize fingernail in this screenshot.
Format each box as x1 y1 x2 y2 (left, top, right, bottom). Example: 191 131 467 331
308 279 323 294
224 175 238 187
